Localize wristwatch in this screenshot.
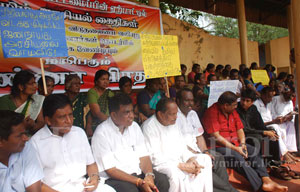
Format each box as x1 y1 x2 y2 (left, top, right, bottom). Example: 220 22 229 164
145 172 155 179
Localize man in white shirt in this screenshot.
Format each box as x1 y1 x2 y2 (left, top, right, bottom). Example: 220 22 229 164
176 88 237 192
142 98 213 192
0 110 43 192
269 87 299 163
30 94 115 192
92 93 169 192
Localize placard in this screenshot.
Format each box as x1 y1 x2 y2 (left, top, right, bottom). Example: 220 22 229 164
208 80 239 107
251 70 269 86
141 34 181 79
0 6 68 58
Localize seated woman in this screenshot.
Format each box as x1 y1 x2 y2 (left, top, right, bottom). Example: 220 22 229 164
64 74 92 136
137 78 163 118
242 68 261 97
192 73 208 118
88 70 114 131
0 70 44 134
37 75 55 96
119 76 147 124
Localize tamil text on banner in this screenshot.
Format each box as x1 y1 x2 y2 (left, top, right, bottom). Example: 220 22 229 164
208 80 239 108
251 70 270 86
141 34 181 79
0 0 162 94
0 6 68 58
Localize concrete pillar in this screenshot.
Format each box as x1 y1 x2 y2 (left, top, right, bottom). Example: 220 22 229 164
148 0 159 8
236 0 248 65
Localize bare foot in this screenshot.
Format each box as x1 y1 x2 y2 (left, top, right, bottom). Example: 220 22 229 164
283 153 296 164
288 152 300 162
262 177 288 192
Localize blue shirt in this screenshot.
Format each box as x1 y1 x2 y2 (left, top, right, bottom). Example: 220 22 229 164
0 142 43 192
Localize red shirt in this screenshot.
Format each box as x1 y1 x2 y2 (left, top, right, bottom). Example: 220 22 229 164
202 103 244 148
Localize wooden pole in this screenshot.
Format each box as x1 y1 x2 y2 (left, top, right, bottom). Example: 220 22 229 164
236 0 249 65
292 0 300 151
39 58 47 96
165 77 170 98
287 5 295 73
148 0 160 8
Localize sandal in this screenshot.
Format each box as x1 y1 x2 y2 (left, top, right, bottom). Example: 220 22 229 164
269 166 292 180
283 165 300 179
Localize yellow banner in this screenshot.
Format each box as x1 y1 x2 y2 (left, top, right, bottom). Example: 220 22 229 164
141 34 181 79
251 70 270 85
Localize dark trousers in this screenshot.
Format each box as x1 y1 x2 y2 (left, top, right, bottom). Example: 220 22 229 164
215 144 269 192
209 150 238 192
246 134 281 162
105 170 169 192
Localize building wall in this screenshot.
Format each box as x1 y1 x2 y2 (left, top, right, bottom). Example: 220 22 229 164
266 36 291 73
162 14 259 72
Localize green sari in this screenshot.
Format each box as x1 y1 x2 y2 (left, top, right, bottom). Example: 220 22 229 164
70 92 89 129
87 88 114 130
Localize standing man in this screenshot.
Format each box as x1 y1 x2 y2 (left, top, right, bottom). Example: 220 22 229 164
202 91 287 192
176 88 237 192
142 98 213 192
92 93 169 192
0 110 43 192
31 94 115 192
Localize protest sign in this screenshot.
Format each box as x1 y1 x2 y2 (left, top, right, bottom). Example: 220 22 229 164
141 34 181 79
0 0 162 94
0 7 68 58
208 80 239 107
251 70 269 86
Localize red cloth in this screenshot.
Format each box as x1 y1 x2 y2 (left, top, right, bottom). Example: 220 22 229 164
202 103 244 148
188 71 196 84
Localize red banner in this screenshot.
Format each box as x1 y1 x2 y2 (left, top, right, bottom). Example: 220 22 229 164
0 0 162 94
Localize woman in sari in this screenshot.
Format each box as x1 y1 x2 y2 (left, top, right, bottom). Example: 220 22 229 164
137 78 163 118
0 70 44 134
64 74 93 136
88 70 114 131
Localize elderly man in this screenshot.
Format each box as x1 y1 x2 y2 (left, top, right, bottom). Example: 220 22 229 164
92 93 169 192
142 98 213 192
270 87 299 163
176 88 237 192
30 94 115 192
202 91 287 192
253 86 298 163
0 110 43 192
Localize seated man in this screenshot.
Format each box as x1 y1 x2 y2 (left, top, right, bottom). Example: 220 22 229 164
202 91 287 192
142 98 213 192
174 75 186 92
92 93 169 192
176 88 237 192
0 110 43 192
271 87 299 162
236 88 280 161
254 86 298 163
30 94 115 192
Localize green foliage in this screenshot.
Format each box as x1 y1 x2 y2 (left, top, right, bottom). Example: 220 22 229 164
135 0 288 44
205 14 288 44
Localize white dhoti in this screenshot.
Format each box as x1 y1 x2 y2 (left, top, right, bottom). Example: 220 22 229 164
154 154 213 192
279 121 298 152
52 178 116 192
268 124 288 156
270 121 298 156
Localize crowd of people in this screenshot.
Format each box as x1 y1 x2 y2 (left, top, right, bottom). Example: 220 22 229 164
0 61 298 192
